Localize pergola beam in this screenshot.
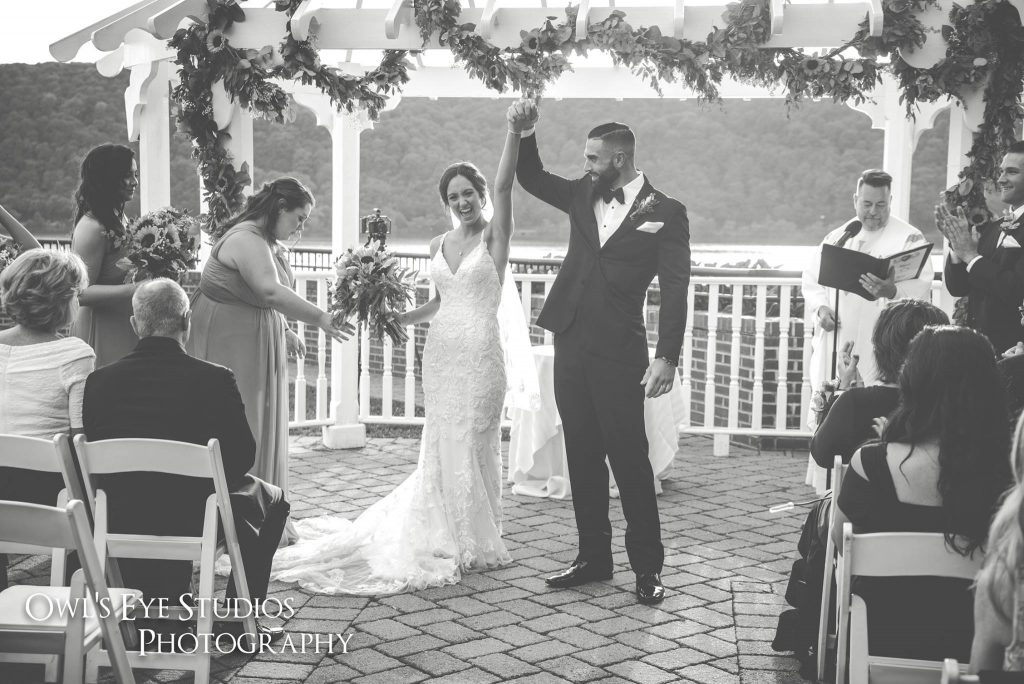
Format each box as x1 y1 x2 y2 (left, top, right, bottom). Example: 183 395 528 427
57 2 885 54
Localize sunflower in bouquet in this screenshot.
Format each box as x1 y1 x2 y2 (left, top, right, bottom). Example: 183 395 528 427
117 207 201 282
329 240 415 345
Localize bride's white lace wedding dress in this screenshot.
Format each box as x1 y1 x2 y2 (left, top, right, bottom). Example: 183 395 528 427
270 233 513 594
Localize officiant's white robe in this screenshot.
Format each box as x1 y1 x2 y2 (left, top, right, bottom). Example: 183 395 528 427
802 216 934 422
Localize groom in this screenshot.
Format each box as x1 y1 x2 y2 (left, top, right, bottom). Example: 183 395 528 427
511 102 691 604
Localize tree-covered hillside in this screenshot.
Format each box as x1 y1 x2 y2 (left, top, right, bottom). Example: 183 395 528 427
0 62 955 246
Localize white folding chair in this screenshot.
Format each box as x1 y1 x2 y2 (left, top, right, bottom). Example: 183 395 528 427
0 433 91 680
73 436 257 684
817 454 846 681
0 499 138 684
835 523 983 684
941 660 979 684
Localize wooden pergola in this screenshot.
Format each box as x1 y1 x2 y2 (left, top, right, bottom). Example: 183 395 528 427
52 0 981 448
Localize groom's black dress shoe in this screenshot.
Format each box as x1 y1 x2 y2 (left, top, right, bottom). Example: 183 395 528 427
636 571 665 605
545 560 613 588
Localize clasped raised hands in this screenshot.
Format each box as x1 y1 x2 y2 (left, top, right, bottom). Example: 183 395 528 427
506 97 540 133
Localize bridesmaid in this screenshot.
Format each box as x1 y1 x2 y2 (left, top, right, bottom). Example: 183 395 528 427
70 144 139 368
187 177 353 541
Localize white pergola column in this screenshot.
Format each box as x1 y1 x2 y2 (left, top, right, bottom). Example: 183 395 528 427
292 89 379 448
937 102 977 316
848 75 948 222
126 59 172 212
324 109 378 448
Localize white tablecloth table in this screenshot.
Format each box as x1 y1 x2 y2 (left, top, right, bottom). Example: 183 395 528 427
508 345 685 499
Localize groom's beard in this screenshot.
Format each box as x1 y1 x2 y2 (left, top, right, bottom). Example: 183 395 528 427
590 167 621 193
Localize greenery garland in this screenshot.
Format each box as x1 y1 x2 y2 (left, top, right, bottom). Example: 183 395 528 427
167 0 1024 239
169 0 410 238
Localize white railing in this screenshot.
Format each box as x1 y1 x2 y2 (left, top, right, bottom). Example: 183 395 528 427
288 269 948 444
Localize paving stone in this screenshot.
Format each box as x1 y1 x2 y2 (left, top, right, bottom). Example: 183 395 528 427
442 637 511 659
675 663 742 684
424 667 501 683
484 624 549 647
356 618 421 640
233 661 317 679
374 634 447 658
351 666 429 683
575 644 645 667
604 660 676 684
509 639 578 663
538 655 608 682
470 652 541 677
402 649 473 676
421 620 484 643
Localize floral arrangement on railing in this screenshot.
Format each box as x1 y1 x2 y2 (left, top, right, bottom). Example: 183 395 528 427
167 0 1024 245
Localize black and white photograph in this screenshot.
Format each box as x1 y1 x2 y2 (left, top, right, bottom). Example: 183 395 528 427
2 0 1024 682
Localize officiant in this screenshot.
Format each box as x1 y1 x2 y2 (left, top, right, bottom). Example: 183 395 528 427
801 170 934 414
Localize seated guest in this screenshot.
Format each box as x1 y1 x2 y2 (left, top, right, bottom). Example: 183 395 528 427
999 351 1024 428
82 279 288 640
972 413 1024 672
0 249 93 500
811 299 949 468
835 325 1013 661
0 249 93 588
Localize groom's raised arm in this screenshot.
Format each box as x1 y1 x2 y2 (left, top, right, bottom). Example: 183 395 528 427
517 133 579 215
654 200 691 363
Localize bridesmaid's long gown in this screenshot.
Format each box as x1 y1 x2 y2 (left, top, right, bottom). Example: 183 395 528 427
187 224 295 542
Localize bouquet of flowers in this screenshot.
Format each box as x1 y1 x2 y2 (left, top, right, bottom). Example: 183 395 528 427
116 207 201 282
0 238 21 276
328 240 415 345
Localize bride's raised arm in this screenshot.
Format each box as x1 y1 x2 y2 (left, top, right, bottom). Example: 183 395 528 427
487 103 526 276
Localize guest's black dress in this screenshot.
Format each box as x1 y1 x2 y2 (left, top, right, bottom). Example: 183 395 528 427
810 385 899 469
837 443 975 661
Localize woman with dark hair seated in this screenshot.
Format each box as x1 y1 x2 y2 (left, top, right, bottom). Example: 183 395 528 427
810 299 949 468
834 325 1013 661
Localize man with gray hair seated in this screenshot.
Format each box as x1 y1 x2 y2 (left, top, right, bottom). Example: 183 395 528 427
82 278 288 642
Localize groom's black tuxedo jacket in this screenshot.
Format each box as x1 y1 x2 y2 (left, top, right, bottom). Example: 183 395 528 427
944 216 1024 354
517 133 691 366
82 336 263 537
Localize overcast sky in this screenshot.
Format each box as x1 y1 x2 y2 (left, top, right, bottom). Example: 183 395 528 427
1 1 141 64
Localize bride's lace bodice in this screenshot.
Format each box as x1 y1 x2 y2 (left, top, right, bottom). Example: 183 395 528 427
270 231 511 595
423 235 506 438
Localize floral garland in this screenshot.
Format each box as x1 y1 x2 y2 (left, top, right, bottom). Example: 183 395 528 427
170 0 410 239
169 0 1024 241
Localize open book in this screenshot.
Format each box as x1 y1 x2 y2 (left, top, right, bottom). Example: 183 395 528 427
818 242 933 301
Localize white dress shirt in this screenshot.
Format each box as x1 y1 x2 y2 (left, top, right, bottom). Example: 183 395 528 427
595 173 646 247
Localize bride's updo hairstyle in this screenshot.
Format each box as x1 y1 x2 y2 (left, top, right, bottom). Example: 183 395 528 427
219 177 314 241
437 162 489 208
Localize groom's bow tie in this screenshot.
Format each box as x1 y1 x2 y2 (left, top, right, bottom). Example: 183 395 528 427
596 186 625 204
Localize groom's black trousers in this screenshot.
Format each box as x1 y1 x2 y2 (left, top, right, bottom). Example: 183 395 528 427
552 320 664 574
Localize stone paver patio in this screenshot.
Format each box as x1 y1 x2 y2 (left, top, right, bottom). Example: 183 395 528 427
3 433 814 684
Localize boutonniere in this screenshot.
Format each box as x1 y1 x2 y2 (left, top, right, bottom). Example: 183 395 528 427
629 193 659 221
1000 209 1019 233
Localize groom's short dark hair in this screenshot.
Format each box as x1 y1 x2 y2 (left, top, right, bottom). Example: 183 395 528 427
588 122 635 153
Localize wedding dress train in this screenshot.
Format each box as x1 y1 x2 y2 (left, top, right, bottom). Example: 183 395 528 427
270 234 513 594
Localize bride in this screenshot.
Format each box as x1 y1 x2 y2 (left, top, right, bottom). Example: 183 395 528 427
270 105 538 594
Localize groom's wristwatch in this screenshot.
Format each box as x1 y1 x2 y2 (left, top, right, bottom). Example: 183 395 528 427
655 356 678 367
